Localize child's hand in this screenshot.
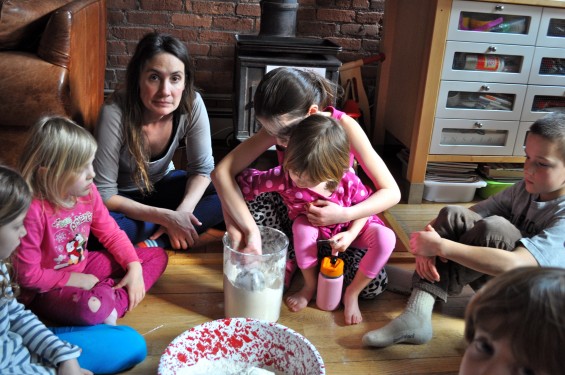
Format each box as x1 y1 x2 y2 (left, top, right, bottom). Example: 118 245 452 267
409 225 442 257
67 273 99 290
329 231 355 254
414 255 440 282
114 261 145 311
57 358 93 375
306 200 346 227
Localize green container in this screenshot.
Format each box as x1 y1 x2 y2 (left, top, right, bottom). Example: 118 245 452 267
478 179 516 199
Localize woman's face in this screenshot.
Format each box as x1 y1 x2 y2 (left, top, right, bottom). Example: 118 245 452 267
139 52 185 120
0 212 27 260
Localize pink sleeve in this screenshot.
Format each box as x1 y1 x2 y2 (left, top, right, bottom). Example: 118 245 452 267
89 185 140 268
237 167 286 201
324 106 345 120
15 201 72 292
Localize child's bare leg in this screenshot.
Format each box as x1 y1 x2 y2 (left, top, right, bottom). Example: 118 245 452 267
286 266 317 312
343 271 372 325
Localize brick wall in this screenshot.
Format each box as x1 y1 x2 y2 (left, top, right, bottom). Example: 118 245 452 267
105 0 385 138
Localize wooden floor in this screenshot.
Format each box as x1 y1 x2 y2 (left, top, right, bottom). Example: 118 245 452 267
118 202 475 375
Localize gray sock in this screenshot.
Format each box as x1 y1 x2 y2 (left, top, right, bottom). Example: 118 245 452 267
384 265 413 296
362 288 435 347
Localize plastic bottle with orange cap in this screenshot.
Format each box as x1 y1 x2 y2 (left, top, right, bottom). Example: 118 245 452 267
316 255 344 311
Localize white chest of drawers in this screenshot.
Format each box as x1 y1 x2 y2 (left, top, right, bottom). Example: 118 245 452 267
375 0 565 203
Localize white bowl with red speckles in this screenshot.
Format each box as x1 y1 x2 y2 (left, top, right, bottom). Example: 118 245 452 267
158 317 325 375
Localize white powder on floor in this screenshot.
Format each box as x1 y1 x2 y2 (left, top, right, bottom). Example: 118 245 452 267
175 359 282 375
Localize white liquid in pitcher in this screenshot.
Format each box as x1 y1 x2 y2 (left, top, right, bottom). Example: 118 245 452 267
224 275 283 322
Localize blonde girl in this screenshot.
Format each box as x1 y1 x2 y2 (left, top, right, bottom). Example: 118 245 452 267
14 117 168 326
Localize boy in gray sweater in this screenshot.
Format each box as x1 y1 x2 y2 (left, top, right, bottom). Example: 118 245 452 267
363 112 565 347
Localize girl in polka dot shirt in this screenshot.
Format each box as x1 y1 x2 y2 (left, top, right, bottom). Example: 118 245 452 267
237 114 396 325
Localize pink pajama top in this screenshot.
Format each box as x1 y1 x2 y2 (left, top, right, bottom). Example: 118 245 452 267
14 184 140 303
238 106 384 239
238 167 384 238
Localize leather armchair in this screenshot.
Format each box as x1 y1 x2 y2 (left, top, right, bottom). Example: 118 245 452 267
0 0 106 167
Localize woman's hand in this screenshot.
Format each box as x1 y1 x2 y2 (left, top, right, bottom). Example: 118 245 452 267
305 200 347 227
151 209 201 250
57 358 93 375
67 273 99 290
114 261 145 311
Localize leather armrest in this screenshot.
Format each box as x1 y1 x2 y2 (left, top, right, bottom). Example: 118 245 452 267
38 0 107 131
38 0 105 69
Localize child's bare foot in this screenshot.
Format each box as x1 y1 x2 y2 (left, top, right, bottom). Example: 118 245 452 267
343 287 362 325
285 286 316 312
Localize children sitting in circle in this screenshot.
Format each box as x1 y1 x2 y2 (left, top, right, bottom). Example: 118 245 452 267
237 114 396 325
0 164 148 374
13 117 168 326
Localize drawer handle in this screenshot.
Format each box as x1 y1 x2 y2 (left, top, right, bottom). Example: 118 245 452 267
474 122 485 135
495 5 504 11
488 46 497 52
481 85 490 91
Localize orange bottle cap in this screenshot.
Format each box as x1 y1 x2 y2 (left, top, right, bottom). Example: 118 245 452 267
320 256 344 278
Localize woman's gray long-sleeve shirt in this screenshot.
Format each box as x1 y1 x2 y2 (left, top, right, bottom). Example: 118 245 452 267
93 92 214 202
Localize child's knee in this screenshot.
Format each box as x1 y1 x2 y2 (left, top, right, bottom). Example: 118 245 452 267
72 287 116 325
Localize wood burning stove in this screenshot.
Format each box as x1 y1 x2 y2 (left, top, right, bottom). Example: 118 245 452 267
233 36 342 141
233 1 342 142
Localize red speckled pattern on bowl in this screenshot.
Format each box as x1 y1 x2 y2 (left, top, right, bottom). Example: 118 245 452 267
158 317 325 375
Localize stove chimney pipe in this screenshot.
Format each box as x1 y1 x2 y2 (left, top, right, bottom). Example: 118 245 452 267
259 0 299 37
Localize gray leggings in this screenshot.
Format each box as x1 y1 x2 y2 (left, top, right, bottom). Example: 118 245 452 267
414 205 522 302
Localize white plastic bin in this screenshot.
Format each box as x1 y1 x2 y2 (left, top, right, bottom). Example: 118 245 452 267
423 179 487 202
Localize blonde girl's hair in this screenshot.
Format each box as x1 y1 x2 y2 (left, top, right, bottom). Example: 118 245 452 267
18 116 97 209
464 267 565 374
0 165 32 299
283 114 350 192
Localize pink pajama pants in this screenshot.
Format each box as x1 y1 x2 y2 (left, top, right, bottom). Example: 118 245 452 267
30 247 168 326
292 215 396 279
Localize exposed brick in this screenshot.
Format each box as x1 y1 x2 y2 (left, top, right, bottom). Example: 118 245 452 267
107 0 136 10
341 23 380 37
199 30 236 44
139 0 183 11
317 9 356 23
210 44 235 58
127 11 171 26
352 0 370 9
192 1 236 15
172 14 213 28
107 10 126 24
329 37 362 50
236 3 260 17
104 0 384 99
356 11 383 24
110 27 155 42
188 43 211 57
212 17 254 32
298 22 338 37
